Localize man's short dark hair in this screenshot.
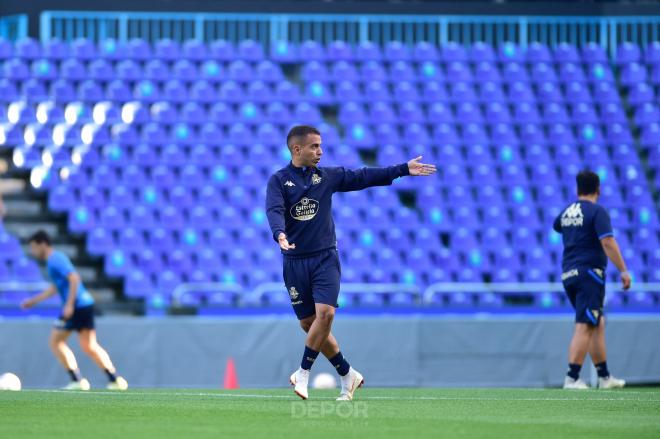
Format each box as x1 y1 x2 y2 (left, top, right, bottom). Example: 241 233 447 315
286 125 320 150
28 230 51 246
576 169 600 196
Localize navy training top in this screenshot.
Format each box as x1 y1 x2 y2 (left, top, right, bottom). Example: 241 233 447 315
553 200 613 272
266 162 410 257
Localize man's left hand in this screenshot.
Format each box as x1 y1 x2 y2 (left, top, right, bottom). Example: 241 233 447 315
407 156 437 176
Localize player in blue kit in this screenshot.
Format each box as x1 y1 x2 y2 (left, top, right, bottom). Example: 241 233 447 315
553 171 631 390
21 231 128 390
266 125 436 400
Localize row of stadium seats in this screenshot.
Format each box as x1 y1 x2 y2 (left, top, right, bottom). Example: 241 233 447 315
5 100 644 126
3 120 645 148
5 80 648 105
4 38 660 64
6 58 628 85
1 58 285 82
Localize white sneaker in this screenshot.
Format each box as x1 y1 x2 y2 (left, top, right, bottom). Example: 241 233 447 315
598 375 625 389
63 378 90 391
563 376 589 389
107 376 128 390
289 368 310 400
337 367 364 401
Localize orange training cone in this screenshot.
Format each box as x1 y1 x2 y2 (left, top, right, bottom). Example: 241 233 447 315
223 357 239 389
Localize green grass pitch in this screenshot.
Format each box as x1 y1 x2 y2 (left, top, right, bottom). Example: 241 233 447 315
1 387 659 438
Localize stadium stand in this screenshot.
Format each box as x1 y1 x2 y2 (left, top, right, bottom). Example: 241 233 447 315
0 37 659 311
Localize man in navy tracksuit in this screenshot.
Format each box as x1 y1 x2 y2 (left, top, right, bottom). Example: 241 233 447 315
553 170 631 390
266 125 436 400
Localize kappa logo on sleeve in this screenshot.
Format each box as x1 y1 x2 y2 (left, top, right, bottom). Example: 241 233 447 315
284 180 296 187
290 197 319 221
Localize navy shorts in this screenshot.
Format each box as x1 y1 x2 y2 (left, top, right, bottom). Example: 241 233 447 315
54 305 95 332
283 248 341 320
562 268 605 326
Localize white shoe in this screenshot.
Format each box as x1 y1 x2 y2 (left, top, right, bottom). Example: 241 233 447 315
63 378 90 391
289 368 310 400
563 376 589 389
107 376 128 390
599 375 625 389
337 367 364 401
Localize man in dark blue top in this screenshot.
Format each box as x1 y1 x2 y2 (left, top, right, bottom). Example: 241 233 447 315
553 170 631 390
266 125 436 400
21 230 127 390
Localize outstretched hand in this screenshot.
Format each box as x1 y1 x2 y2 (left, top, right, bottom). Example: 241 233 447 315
407 156 437 177
20 298 34 309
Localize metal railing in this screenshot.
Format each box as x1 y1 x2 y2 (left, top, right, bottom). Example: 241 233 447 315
0 14 28 41
422 282 660 303
0 282 49 292
171 282 243 307
162 281 660 307
248 281 421 304
40 11 660 56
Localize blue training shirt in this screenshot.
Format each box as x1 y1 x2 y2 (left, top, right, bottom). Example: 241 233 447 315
553 200 613 272
47 250 95 308
266 162 410 257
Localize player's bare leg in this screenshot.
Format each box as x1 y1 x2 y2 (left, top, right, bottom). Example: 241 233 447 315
79 329 128 390
588 318 606 364
299 314 340 358
568 323 593 365
588 317 625 389
296 309 364 401
305 303 335 351
49 329 89 390
49 329 77 370
564 323 594 389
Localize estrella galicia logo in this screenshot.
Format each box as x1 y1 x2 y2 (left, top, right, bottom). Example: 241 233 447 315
290 197 319 221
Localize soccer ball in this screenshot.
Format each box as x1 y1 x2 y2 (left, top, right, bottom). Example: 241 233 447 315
0 373 21 391
312 372 337 389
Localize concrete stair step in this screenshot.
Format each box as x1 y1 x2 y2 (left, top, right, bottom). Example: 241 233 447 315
54 244 79 260
3 199 44 216
90 288 116 304
4 222 60 240
17 243 79 261
0 177 26 194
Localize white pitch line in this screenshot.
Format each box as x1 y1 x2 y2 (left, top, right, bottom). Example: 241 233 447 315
25 389 293 399
20 389 660 403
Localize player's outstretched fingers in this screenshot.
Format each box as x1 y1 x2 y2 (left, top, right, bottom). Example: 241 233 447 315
408 155 437 176
419 164 436 175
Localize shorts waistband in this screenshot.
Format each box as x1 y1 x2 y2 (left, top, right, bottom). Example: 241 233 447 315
282 246 336 260
562 266 606 281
